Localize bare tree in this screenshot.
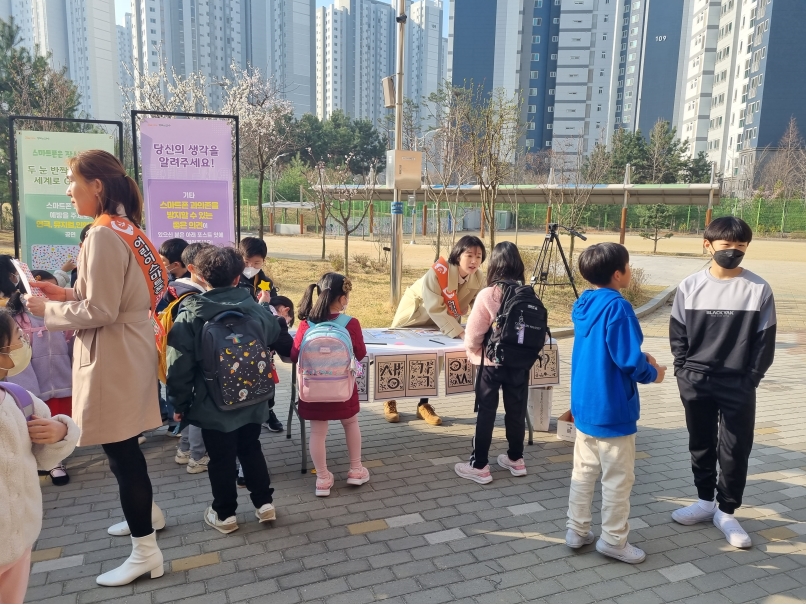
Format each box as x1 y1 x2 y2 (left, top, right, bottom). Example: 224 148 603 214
119 54 214 170
542 129 611 259
222 64 296 239
120 54 211 115
760 117 805 236
421 82 474 260
456 85 524 248
307 158 377 276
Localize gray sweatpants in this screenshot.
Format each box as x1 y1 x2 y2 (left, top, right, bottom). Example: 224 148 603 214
178 425 206 461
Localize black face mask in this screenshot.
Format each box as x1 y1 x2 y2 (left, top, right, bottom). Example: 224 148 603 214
712 248 745 270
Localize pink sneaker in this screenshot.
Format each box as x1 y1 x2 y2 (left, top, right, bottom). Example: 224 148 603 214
315 471 334 497
454 461 493 484
497 454 527 477
346 466 371 486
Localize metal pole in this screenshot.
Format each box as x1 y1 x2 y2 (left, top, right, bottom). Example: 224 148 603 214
269 162 274 236
546 167 554 233
619 163 630 245
705 162 715 227
390 0 406 306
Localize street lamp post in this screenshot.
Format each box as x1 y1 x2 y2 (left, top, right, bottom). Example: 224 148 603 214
390 0 406 307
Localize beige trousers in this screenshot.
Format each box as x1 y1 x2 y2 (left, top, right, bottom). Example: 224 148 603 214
566 429 636 547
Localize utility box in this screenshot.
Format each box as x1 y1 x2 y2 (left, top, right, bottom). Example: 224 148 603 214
386 150 423 190
495 210 512 231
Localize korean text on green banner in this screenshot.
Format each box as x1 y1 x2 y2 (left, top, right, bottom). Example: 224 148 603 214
16 130 115 270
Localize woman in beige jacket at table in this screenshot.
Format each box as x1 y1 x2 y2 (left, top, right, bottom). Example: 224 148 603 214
25 150 166 588
387 235 486 425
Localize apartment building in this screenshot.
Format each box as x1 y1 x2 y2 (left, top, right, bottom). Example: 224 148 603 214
131 0 314 115
1 0 120 120
246 0 315 115
695 0 806 196
315 0 446 129
677 0 721 155
611 0 690 139
552 0 618 155
449 0 559 152
118 12 135 100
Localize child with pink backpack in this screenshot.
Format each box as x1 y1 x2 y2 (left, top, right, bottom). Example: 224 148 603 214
290 272 368 497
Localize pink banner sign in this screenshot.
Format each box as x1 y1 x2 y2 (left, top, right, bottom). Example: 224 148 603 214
140 118 234 247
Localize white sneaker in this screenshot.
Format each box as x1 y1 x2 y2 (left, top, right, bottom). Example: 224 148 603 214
255 503 276 523
714 509 752 548
186 455 209 474
454 462 493 484
204 506 239 534
566 529 595 549
174 448 190 465
596 538 646 564
137 434 146 445
497 454 527 477
672 499 717 525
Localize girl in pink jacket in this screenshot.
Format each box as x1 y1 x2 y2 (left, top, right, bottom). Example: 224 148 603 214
455 242 532 485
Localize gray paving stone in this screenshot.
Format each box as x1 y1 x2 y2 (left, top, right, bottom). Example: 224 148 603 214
719 580 770 603
226 578 280 602
402 587 454 603
324 587 375 603
470 588 524 603
371 578 422 600
298 578 350 601
516 578 565 600
545 588 595 603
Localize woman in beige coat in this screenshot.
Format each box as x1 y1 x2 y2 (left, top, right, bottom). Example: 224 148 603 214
386 235 486 425
26 150 166 588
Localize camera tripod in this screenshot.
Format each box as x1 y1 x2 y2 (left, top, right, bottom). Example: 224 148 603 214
530 223 587 300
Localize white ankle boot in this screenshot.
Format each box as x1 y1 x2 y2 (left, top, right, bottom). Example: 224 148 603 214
96 531 164 586
108 502 165 536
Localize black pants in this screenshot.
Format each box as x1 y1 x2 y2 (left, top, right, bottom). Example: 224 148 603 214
471 364 530 469
677 369 756 514
102 436 154 538
202 423 273 519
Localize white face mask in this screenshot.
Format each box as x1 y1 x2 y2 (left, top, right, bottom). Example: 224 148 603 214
2 340 32 376
242 267 260 279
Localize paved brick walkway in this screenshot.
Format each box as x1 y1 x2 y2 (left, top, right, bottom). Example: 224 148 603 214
28 261 806 604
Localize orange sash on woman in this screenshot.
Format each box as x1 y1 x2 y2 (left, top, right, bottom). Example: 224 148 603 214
93 215 169 347
431 257 462 321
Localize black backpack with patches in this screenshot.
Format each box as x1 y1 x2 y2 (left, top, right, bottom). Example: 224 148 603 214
200 310 275 411
484 281 549 370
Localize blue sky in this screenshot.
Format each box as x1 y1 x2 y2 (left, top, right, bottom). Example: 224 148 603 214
115 0 449 36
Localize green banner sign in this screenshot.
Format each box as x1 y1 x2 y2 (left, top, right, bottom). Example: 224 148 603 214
16 130 115 269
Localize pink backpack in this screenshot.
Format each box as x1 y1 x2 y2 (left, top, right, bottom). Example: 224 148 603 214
296 315 362 403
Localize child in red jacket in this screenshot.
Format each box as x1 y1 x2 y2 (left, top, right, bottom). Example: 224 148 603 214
291 272 368 497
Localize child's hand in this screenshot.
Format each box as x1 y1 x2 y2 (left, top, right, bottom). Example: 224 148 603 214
61 258 76 272
258 290 272 304
173 413 183 422
653 365 667 383
645 353 658 367
24 295 48 317
27 415 68 444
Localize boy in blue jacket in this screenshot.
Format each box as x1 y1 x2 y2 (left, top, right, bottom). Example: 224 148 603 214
566 243 665 564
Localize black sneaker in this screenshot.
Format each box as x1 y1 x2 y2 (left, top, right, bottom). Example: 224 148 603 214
262 410 283 433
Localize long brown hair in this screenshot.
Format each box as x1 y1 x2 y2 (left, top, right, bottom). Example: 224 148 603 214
68 150 143 227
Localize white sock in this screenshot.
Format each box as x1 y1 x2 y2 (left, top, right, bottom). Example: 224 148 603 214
698 499 716 511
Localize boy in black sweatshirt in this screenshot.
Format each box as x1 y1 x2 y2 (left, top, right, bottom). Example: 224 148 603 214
669 217 776 549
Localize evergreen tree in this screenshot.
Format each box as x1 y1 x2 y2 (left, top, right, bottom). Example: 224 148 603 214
0 17 80 205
